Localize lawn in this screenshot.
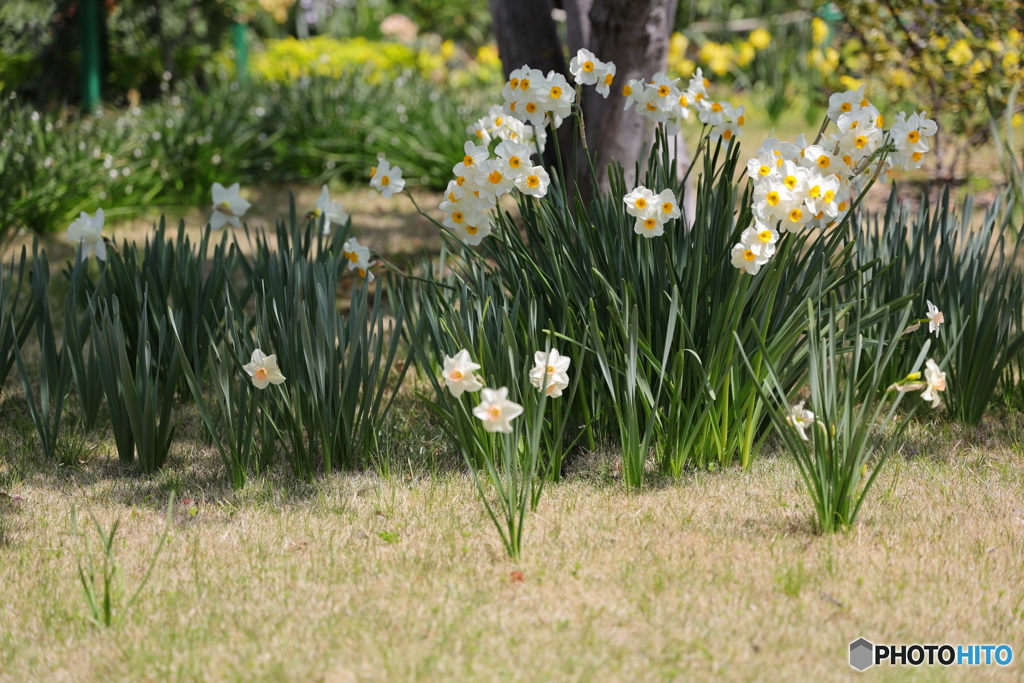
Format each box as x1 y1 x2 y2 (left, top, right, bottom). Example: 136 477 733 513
1 403 1022 682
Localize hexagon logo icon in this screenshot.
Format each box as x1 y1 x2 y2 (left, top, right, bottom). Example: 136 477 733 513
849 638 874 671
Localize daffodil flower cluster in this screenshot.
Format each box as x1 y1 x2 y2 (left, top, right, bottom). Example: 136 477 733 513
501 65 577 129
887 359 947 408
621 67 743 139
369 155 406 198
734 86 937 275
568 48 617 98
438 138 550 246
623 185 681 238
466 104 547 154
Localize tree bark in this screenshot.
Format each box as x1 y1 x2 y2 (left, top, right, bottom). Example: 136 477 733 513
488 0 567 80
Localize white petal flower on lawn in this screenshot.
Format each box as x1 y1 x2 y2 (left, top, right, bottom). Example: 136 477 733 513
926 300 944 336
243 349 286 389
623 186 658 218
66 208 107 261
210 182 251 230
529 349 571 397
515 166 550 198
314 185 349 235
786 401 816 441
442 350 483 398
342 237 376 282
920 359 947 407
472 387 525 433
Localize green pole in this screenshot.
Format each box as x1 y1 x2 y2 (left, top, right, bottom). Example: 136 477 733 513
232 21 249 83
80 0 101 113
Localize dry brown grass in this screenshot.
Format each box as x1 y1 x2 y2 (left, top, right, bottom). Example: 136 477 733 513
1 408 1023 682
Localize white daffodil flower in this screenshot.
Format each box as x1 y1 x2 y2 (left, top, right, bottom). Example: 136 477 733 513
442 350 483 398
515 166 550 198
313 185 349 235
920 359 947 407
494 140 533 180
623 186 658 218
786 401 816 441
537 71 575 122
826 85 868 123
731 240 771 275
740 224 778 258
621 78 645 111
478 159 516 198
370 158 406 198
926 300 944 336
594 61 616 98
66 208 107 261
242 349 286 389
569 48 603 86
747 152 780 181
456 219 492 246
210 182 251 230
472 387 524 433
654 189 682 223
529 349 571 397
342 237 376 282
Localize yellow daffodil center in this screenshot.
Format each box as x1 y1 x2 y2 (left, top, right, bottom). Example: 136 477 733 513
463 155 474 166
854 135 868 149
703 77 710 88
838 201 848 211
723 128 733 140
744 249 757 261
488 170 503 184
357 268 367 277
840 102 852 113
509 101 518 112
381 176 390 186
466 225 479 235
549 86 563 99
525 102 537 113
817 155 830 168
766 191 780 207
662 202 674 213
809 184 821 198
679 95 689 106
456 176 466 186
488 406 502 420
509 78 519 89
255 368 268 381
449 369 464 381
475 129 484 139
645 102 658 111
634 197 647 210
658 85 670 97
583 61 595 73
604 73 614 85
876 115 884 127
912 152 923 162
345 251 358 263
519 79 530 90
860 98 869 107
494 117 503 126
907 130 921 143
758 229 773 243
737 114 745 125
451 212 464 223
527 176 540 188
789 208 803 222
447 191 456 202
711 102 723 113
758 165 771 176
643 218 657 229
783 175 798 189
695 92 705 101
842 154 852 166
622 84 632 97
369 166 376 178
509 156 521 168
823 190 835 203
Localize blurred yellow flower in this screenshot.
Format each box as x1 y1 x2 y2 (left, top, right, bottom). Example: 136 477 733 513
670 32 690 59
889 68 913 88
749 27 771 50
811 18 829 46
1013 113 1024 128
736 41 756 67
839 75 864 90
676 58 696 77
947 40 974 66
440 40 456 60
476 44 500 67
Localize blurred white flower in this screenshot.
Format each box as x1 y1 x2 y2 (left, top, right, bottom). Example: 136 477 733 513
66 208 107 261
473 387 524 433
370 156 406 198
342 237 376 281
786 401 816 441
242 349 285 389
926 300 944 336
210 182 251 230
595 61 616 98
529 349 571 397
920 359 946 407
442 350 484 398
313 185 349 234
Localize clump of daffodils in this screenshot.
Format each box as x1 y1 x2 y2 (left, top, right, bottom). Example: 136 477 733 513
622 67 743 139
438 137 550 246
466 104 547 154
569 48 616 97
733 85 937 275
623 185 681 238
501 65 577 129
